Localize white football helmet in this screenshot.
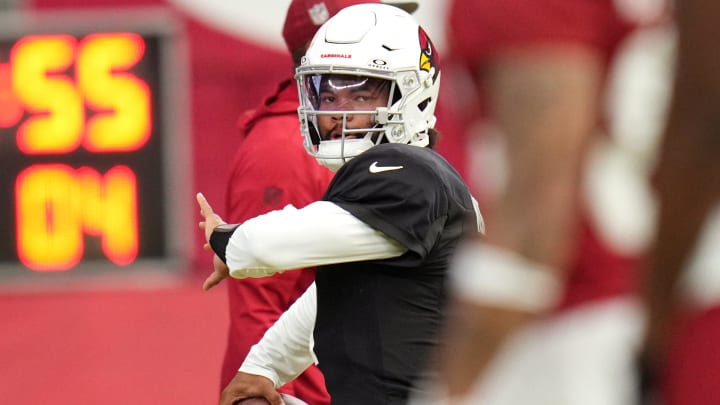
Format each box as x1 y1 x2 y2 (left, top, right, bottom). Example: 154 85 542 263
296 3 441 171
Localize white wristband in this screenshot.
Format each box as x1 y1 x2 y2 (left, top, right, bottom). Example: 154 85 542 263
449 243 562 313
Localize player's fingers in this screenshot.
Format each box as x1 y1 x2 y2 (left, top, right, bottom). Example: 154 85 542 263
218 392 243 405
267 392 286 405
203 243 212 251
203 271 224 291
196 192 213 216
199 221 206 230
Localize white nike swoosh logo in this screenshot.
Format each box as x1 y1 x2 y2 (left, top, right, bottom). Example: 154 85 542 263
369 161 404 173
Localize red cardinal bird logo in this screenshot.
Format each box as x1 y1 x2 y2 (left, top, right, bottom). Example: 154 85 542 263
418 27 439 81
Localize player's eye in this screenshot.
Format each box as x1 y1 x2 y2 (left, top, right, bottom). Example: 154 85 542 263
319 94 336 104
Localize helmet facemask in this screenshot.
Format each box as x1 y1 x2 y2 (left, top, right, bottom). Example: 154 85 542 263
298 70 435 171
298 72 391 171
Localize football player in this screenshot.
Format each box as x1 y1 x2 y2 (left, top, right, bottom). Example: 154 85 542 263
197 4 482 405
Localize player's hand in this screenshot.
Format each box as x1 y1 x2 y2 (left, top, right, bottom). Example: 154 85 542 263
196 192 226 244
220 372 285 405
203 255 230 291
196 192 230 291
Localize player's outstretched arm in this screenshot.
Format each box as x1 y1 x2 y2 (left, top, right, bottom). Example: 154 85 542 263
199 199 406 280
640 0 720 396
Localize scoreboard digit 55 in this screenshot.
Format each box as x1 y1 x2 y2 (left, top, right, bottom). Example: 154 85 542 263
0 9 189 278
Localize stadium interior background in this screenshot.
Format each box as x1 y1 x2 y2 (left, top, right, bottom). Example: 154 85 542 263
1 0 699 404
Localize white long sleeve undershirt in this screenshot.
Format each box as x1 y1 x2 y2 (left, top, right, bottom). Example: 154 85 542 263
226 200 407 278
239 283 318 388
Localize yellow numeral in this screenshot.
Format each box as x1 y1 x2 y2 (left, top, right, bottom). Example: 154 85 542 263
12 35 84 154
16 164 139 271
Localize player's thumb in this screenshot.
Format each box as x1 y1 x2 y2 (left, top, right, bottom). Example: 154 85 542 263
267 391 285 405
203 271 223 291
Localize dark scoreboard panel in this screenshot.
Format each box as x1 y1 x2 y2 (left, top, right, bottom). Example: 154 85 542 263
0 9 190 278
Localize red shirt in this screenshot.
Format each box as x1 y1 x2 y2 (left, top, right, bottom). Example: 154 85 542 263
222 78 333 404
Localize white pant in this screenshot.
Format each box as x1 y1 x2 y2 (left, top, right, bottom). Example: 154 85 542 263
414 296 644 405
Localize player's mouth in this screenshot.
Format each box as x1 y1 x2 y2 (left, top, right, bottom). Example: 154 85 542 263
327 130 359 140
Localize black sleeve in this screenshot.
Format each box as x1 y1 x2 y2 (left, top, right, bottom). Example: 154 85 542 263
323 145 448 260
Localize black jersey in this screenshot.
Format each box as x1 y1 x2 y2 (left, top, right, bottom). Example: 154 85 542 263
314 143 479 405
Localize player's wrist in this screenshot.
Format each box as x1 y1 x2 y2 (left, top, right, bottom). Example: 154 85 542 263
449 243 562 313
210 223 240 263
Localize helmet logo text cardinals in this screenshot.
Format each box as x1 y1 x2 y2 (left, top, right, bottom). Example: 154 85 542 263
321 53 352 58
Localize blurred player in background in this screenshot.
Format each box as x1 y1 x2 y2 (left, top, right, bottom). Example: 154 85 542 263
639 0 720 404
198 4 481 404
218 1 417 403
418 1 670 404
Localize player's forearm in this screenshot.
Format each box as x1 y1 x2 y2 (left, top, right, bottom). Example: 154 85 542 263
643 117 720 359
436 243 559 398
643 2 720 351
440 298 533 399
213 201 406 279
240 283 318 387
